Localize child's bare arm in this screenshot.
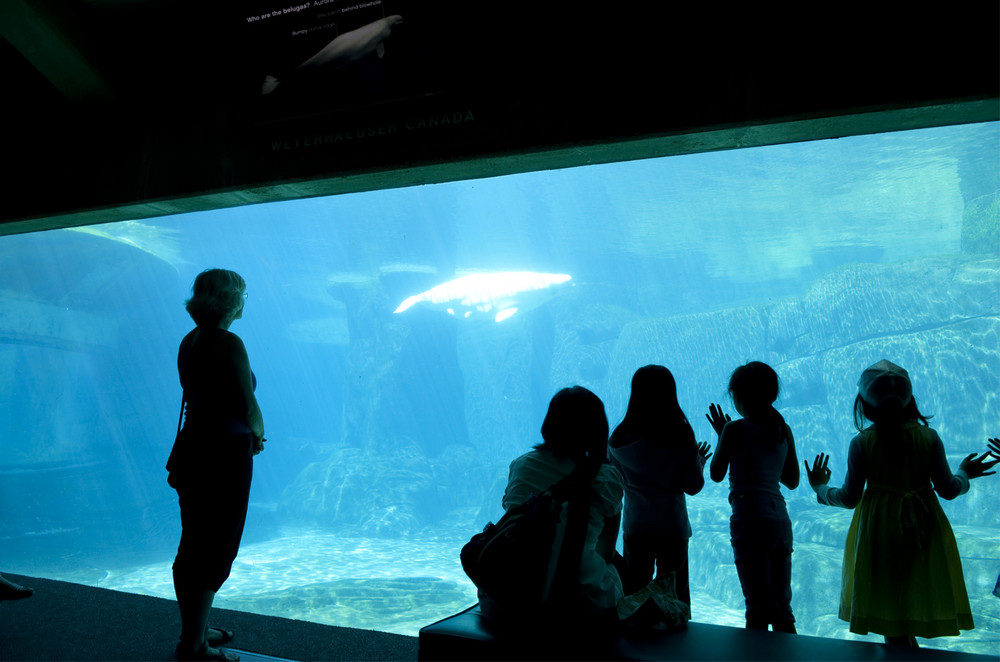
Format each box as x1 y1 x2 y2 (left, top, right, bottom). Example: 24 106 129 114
780 425 800 490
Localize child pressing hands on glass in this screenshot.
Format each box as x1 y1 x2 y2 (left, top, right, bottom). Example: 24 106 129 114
805 360 998 648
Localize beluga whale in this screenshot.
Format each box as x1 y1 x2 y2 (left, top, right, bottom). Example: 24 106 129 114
393 271 572 322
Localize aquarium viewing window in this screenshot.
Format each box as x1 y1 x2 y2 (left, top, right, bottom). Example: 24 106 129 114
0 121 997 653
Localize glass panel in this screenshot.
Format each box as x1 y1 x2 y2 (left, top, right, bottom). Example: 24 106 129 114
1 121 997 652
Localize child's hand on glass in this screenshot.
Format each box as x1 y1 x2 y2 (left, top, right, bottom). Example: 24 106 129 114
705 403 730 436
805 453 831 487
959 450 998 479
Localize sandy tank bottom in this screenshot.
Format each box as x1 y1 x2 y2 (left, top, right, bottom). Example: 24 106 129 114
55 527 998 655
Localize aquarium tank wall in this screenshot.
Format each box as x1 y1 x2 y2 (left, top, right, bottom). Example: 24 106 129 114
1 121 997 653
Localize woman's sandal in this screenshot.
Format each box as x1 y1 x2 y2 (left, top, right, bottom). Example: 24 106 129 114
206 628 234 646
0 576 33 601
175 641 239 662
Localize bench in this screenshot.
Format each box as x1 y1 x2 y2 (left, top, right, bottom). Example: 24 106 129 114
418 604 992 661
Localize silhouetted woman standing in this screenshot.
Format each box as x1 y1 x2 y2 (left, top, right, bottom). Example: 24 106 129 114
167 269 265 662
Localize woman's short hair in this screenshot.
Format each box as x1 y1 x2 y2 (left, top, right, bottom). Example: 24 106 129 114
185 269 246 327
537 386 609 461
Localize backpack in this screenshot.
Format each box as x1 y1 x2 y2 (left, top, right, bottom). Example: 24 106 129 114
461 461 601 610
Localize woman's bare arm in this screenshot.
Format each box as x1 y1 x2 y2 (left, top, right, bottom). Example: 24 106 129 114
225 333 264 441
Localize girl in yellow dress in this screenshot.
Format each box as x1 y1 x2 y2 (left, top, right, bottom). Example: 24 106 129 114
805 360 997 648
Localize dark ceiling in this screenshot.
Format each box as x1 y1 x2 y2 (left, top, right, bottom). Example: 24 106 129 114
2 1 998 234
4 1 242 109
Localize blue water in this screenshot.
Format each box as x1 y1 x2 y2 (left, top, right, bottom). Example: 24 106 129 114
0 122 997 652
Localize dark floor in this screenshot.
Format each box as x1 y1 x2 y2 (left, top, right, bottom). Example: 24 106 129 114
2 574 994 662
0 574 418 661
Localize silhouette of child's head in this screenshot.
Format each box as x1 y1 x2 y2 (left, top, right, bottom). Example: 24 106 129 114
628 364 678 412
539 386 609 462
853 359 928 431
858 359 912 409
728 361 780 415
617 364 688 436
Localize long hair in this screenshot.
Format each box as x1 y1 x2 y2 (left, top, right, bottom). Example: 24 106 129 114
536 386 609 463
610 365 694 449
853 394 931 446
185 269 246 327
728 361 787 446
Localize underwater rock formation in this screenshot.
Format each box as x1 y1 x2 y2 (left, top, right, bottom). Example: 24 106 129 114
332 270 470 459
282 445 439 537
961 190 1000 256
282 442 495 537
